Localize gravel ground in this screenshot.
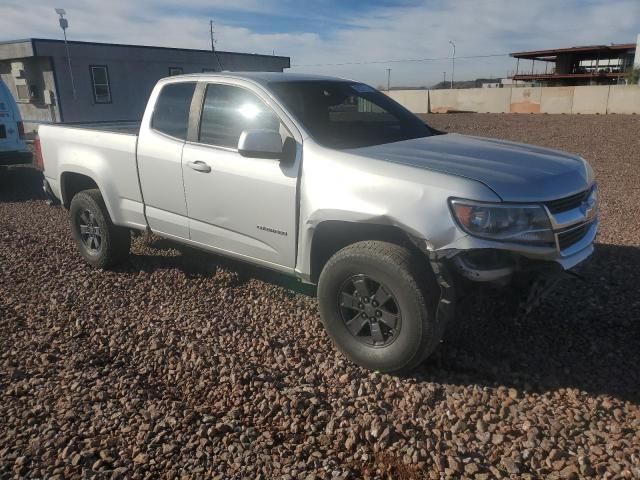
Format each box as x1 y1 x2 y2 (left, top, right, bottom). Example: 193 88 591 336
1 114 639 479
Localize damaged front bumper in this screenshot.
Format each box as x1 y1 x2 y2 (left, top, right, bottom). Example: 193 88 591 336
432 216 597 285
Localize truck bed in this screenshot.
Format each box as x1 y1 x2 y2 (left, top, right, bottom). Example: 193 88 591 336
38 121 147 230
56 121 140 136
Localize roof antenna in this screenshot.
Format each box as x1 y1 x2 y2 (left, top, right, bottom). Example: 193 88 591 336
210 19 224 71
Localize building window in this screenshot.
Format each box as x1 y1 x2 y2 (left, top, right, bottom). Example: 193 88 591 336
16 85 30 101
90 65 111 104
15 84 40 102
168 67 183 76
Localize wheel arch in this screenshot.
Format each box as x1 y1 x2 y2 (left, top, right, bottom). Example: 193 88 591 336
308 220 423 284
60 171 100 208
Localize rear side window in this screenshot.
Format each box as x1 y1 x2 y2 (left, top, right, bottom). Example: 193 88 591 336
199 84 280 149
151 82 196 140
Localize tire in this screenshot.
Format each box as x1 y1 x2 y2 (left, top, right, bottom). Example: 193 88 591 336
69 189 130 269
317 241 444 373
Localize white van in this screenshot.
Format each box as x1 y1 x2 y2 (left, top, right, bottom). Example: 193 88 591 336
0 79 31 166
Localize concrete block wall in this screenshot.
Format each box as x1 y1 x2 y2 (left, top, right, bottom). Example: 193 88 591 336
607 86 640 114
387 90 429 113
388 85 640 115
510 87 542 113
571 86 610 114
540 87 574 114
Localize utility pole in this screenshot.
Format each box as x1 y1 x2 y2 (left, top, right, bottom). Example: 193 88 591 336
210 19 223 71
210 20 215 52
443 71 446 88
55 8 76 99
449 41 456 89
386 68 391 91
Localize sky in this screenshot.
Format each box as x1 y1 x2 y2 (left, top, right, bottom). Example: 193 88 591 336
1 0 639 87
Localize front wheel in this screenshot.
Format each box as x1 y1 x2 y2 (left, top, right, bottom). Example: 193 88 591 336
317 241 443 373
69 189 131 269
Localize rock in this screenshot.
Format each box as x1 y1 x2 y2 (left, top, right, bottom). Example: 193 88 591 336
558 464 580 480
578 456 595 476
325 419 336 435
162 443 175 454
464 462 479 475
502 458 520 475
133 453 149 464
548 449 562 462
447 456 461 473
110 467 128 479
61 446 75 459
345 433 356 451
452 419 467 434
476 420 487 433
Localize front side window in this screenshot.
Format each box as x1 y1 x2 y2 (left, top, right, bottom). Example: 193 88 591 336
151 82 196 140
269 81 433 149
199 84 280 149
90 66 111 104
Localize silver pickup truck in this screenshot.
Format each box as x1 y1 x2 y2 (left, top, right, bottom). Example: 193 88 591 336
37 72 598 373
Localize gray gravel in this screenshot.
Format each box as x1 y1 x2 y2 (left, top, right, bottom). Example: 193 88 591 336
1 114 640 479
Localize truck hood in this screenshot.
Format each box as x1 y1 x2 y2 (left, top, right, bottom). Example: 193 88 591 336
350 133 591 202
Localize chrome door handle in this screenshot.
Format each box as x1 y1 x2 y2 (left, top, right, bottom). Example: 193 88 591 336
187 160 211 173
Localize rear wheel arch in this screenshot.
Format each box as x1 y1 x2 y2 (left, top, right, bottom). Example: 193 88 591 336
60 172 99 208
309 220 423 284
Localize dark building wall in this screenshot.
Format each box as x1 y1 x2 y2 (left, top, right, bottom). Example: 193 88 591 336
0 39 290 126
555 54 572 75
33 40 289 123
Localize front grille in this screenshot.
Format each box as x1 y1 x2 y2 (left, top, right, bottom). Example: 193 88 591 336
544 190 588 214
557 223 589 250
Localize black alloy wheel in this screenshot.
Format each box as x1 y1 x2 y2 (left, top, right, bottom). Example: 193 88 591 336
77 209 103 253
338 274 402 347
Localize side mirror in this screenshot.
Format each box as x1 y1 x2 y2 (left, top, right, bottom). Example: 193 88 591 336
237 129 283 159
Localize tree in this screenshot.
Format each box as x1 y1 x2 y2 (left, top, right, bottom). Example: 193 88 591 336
624 67 640 85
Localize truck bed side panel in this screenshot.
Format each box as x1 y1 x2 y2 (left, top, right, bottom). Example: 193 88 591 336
39 124 146 230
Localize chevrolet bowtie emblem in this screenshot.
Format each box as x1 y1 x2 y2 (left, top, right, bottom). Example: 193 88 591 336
580 194 596 220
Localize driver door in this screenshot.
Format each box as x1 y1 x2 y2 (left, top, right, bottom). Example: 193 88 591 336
181 81 299 270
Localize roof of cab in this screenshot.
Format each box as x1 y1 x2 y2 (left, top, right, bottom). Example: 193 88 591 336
169 71 354 85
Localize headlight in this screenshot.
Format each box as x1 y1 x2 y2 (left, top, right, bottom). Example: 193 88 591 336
449 199 554 245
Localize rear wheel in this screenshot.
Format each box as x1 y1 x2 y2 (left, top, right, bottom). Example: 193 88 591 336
69 189 130 268
317 241 443 373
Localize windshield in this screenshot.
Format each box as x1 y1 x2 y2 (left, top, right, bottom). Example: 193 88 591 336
268 81 433 149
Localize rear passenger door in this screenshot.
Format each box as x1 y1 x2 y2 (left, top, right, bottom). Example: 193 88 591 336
181 81 300 270
138 82 196 239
